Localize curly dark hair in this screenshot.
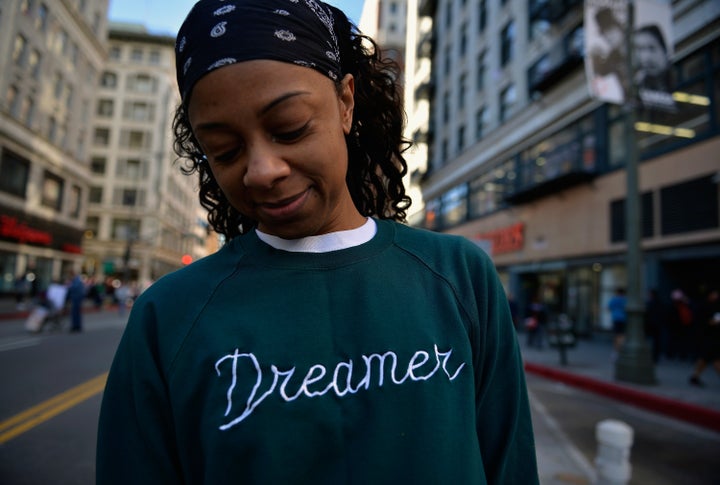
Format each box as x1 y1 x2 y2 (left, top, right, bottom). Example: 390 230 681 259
172 5 412 239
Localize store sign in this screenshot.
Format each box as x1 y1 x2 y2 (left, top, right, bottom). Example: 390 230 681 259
476 222 525 255
0 215 52 245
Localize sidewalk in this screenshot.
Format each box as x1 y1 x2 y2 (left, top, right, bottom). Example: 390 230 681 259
519 334 720 433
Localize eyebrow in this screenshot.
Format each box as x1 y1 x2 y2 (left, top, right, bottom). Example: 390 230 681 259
193 90 310 133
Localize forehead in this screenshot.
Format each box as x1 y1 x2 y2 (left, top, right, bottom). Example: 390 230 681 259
187 60 335 120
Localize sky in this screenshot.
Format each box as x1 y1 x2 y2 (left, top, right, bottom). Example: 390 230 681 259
108 0 365 37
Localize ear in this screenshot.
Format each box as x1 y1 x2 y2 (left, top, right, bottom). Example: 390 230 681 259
338 74 355 135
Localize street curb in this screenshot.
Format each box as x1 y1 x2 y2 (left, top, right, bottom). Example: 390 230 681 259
525 362 720 433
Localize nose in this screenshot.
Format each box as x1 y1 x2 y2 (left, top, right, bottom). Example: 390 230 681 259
242 142 290 189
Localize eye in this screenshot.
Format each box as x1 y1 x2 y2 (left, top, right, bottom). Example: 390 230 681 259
213 147 243 164
271 122 309 143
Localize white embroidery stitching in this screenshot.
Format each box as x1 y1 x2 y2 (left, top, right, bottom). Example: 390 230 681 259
215 344 466 430
275 29 296 42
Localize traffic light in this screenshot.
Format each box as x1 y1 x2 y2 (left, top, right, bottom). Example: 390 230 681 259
181 254 193 265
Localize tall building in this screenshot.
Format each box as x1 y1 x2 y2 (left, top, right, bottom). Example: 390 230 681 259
83 23 208 289
0 0 109 295
406 0 720 334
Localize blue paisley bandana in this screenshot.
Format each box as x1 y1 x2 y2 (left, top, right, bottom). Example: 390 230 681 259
175 0 342 103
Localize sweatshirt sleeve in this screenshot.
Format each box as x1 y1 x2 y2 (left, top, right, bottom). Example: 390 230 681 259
96 297 184 484
472 252 539 484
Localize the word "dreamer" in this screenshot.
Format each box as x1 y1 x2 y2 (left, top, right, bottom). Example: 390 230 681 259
215 345 467 430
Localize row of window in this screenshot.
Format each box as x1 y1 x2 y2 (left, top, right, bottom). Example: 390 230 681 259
96 98 157 122
100 71 159 94
92 127 153 150
422 38 720 232
108 45 164 65
0 149 82 218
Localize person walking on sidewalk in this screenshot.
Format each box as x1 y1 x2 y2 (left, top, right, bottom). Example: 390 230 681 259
689 289 720 387
67 273 85 333
96 2 539 484
608 287 627 358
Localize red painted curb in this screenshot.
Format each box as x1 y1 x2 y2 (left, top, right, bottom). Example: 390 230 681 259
524 361 720 433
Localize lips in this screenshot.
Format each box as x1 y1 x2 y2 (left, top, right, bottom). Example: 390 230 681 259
255 188 311 220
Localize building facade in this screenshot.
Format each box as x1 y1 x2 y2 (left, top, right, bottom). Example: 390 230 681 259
83 23 208 289
406 0 720 334
0 0 109 296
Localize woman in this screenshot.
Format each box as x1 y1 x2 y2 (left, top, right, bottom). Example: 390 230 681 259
96 1 538 483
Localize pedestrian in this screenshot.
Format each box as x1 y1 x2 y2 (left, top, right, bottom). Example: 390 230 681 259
608 287 627 358
96 1 539 483
66 273 85 333
689 289 720 387
525 295 547 349
669 289 694 360
644 288 664 363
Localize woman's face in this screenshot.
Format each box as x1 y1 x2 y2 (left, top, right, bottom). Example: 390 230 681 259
634 31 668 76
188 60 364 239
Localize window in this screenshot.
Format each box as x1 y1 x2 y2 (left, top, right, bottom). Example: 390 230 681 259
41 171 64 211
6 85 19 116
500 84 517 122
457 125 466 153
53 72 63 98
116 158 145 179
93 127 110 146
127 74 156 93
458 73 467 109
131 48 143 62
69 185 82 218
441 184 469 227
89 186 103 203
445 1 452 28
123 101 154 122
90 157 106 174
149 50 161 64
13 35 27 65
477 0 486 33
121 130 150 149
28 50 41 78
443 92 450 123
109 46 121 60
660 175 719 235
444 45 452 75
96 99 114 117
100 71 117 88
48 116 57 143
476 53 485 91
36 3 48 32
0 150 30 198
112 218 140 240
19 97 34 126
86 216 99 238
459 23 468 57
501 21 515 66
610 193 654 242
120 188 138 206
476 107 489 140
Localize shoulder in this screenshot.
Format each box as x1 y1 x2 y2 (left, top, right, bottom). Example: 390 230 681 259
386 220 494 272
134 239 244 316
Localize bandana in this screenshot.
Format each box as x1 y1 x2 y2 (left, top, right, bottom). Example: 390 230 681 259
175 0 342 103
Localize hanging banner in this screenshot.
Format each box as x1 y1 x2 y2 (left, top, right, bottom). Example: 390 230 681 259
633 0 675 110
585 0 630 105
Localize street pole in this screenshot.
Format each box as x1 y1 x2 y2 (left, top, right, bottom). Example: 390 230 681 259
614 0 656 385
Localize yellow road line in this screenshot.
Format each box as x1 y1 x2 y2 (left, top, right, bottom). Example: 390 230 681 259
0 372 108 444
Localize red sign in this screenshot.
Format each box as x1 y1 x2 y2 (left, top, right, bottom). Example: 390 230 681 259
476 222 524 255
0 215 53 245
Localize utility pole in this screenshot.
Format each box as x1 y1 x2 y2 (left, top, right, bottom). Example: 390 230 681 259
614 0 656 385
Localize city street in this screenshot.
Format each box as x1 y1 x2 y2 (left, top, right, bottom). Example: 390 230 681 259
0 308 719 484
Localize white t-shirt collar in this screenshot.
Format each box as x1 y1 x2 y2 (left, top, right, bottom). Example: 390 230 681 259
255 218 377 253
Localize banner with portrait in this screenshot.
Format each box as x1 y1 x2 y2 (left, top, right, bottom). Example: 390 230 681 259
634 0 674 110
585 0 630 105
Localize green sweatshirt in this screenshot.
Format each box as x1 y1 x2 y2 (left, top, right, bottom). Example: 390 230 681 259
97 219 538 484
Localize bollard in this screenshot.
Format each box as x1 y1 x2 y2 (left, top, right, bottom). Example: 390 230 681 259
594 419 633 485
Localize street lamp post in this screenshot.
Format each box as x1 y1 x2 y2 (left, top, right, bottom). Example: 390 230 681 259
614 0 656 385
